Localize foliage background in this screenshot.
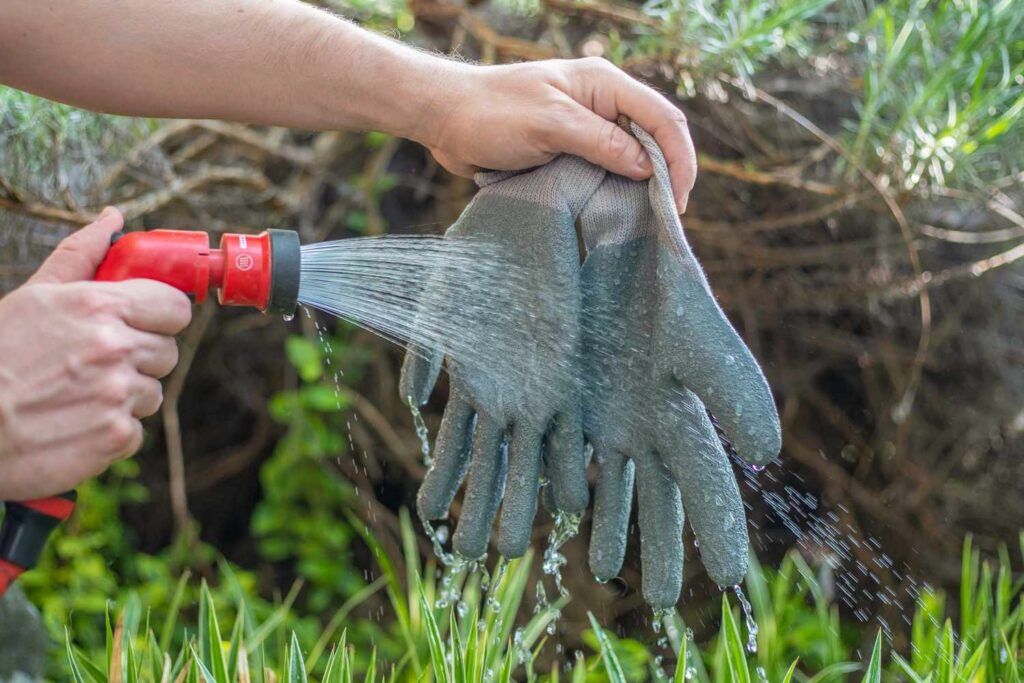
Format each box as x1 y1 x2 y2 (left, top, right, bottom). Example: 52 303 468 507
1 0 1023 678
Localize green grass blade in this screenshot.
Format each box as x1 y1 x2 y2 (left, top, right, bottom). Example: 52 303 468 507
780 659 800 683
366 647 378 683
720 595 751 683
587 612 626 683
189 645 218 683
287 632 309 683
673 627 689 683
198 581 229 682
160 570 192 652
860 631 883 683
306 575 388 669
65 627 88 683
244 579 303 652
419 589 450 683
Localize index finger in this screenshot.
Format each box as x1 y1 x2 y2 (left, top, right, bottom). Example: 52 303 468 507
106 279 193 335
614 76 697 213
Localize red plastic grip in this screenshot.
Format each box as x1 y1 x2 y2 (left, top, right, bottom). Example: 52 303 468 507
93 229 274 310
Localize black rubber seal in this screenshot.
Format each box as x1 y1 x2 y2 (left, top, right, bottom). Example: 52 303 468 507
266 229 300 315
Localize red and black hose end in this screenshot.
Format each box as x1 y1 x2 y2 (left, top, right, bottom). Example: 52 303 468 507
0 492 77 598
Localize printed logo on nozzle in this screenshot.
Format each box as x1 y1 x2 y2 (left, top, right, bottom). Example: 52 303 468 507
235 253 254 271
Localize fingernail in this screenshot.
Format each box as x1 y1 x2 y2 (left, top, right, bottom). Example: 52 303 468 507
636 150 652 174
100 206 116 218
677 194 688 214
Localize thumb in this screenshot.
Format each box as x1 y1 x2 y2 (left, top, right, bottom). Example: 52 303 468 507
553 107 652 180
29 207 124 284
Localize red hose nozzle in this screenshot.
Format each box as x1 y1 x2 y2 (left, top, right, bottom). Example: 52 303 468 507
94 229 300 313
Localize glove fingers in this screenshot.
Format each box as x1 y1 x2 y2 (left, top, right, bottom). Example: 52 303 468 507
628 122 781 466
635 456 684 610
399 345 443 408
452 414 508 559
543 407 589 515
588 449 634 582
417 396 474 521
497 424 543 558
661 281 781 467
659 388 749 588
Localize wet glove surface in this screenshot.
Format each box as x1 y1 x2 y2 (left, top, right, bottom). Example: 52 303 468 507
401 157 604 560
581 125 781 608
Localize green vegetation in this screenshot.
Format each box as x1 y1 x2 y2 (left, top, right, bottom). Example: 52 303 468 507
63 516 1023 682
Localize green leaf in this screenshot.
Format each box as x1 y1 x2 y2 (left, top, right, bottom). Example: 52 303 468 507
189 645 218 683
198 581 229 682
419 589 450 683
287 632 309 683
65 627 87 683
721 595 752 683
286 336 324 382
300 384 345 412
587 612 626 683
860 631 883 683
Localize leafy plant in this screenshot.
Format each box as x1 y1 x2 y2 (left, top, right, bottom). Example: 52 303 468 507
64 520 1024 682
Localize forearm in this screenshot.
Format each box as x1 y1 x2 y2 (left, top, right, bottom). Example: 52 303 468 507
0 0 459 143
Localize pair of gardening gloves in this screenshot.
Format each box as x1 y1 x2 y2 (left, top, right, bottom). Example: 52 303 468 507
400 124 781 608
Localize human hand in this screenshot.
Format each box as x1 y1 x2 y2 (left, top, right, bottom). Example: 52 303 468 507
0 208 192 500
418 57 697 214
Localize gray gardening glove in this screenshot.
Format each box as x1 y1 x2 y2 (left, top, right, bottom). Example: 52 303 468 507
581 125 782 608
400 156 604 560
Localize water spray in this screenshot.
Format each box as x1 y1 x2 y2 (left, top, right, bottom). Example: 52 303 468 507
0 228 301 599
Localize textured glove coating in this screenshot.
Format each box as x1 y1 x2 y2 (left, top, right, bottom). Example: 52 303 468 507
581 124 782 607
400 156 604 559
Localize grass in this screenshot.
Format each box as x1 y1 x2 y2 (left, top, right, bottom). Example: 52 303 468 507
844 0 1024 191
63 512 1023 682
0 86 152 200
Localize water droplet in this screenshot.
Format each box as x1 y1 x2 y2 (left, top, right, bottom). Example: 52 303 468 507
282 312 294 322
732 585 759 654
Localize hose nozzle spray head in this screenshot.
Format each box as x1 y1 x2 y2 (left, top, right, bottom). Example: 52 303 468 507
94 228 300 314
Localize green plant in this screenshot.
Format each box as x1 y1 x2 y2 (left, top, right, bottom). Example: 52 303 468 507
65 518 1024 682
253 330 376 614
0 86 152 198
844 0 1024 190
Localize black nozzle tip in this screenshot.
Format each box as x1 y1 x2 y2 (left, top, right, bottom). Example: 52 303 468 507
267 229 300 315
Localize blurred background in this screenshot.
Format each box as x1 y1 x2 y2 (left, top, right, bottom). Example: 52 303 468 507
1 0 1022 677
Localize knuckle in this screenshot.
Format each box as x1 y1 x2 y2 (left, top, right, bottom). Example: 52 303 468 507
141 380 164 417
73 286 119 317
600 121 631 160
105 415 140 455
100 372 134 405
91 324 130 361
172 294 193 330
579 56 613 74
160 341 180 375
666 106 689 126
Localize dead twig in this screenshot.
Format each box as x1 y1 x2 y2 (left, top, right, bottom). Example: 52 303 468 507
162 300 216 536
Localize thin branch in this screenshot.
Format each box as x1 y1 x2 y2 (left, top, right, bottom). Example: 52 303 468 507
698 154 843 195
162 300 216 536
